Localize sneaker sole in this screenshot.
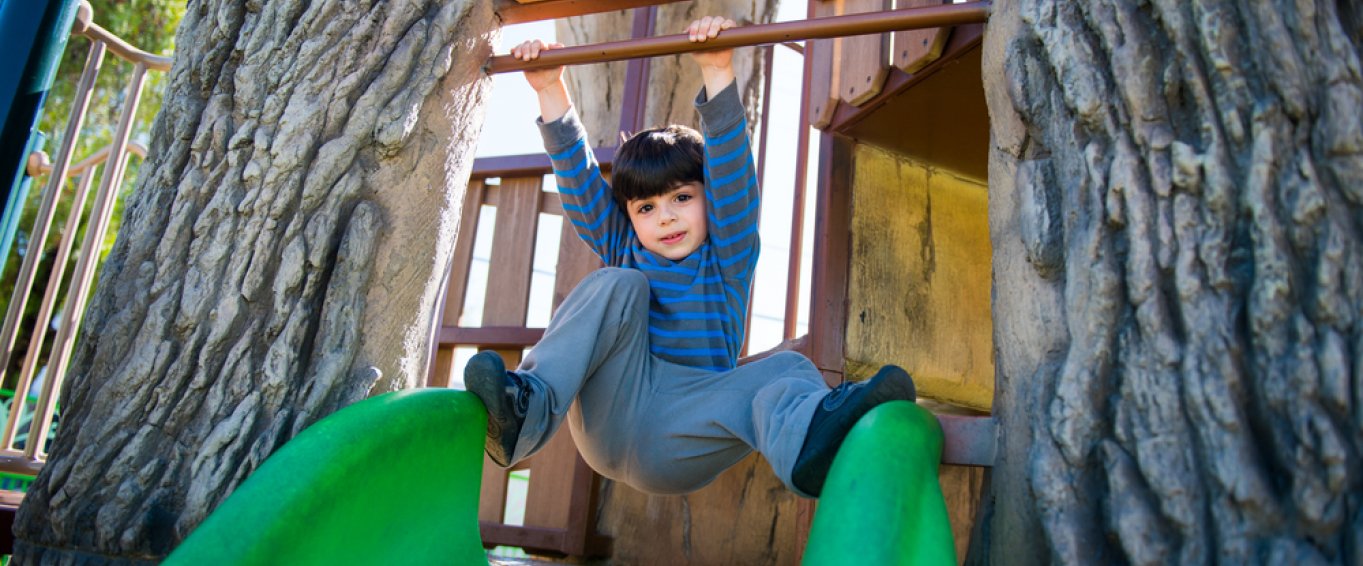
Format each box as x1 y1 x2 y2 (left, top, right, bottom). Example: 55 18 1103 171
465 352 519 467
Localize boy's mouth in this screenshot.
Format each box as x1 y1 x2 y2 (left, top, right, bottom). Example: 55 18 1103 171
660 231 686 245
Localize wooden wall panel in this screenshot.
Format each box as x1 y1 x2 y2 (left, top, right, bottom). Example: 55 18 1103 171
845 143 994 411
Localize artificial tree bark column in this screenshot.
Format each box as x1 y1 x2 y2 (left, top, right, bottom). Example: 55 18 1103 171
982 1 1362 564
14 0 498 562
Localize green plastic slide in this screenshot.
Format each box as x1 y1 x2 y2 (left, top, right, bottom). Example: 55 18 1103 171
166 393 952 564
803 401 956 566
164 389 488 565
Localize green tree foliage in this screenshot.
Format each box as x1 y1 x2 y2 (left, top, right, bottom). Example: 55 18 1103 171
2 0 183 388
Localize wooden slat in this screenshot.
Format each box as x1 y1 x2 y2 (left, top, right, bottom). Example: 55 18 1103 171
476 178 539 524
893 0 951 73
519 216 604 547
828 23 983 133
523 428 580 530
483 177 542 345
480 455 511 523
807 1 840 129
431 180 488 388
541 191 564 217
480 523 566 551
808 132 853 385
839 0 892 106
438 326 545 348
444 180 488 326
552 217 603 310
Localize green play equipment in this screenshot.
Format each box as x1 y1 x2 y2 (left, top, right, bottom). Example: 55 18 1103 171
803 401 955 566
167 392 953 564
164 389 488 565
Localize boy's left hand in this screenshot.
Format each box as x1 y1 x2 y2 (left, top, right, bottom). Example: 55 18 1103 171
687 16 736 72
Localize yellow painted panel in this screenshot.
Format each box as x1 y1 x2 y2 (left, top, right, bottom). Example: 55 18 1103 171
846 143 994 411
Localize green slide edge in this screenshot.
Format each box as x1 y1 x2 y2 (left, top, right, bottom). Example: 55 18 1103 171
803 401 955 566
165 389 488 565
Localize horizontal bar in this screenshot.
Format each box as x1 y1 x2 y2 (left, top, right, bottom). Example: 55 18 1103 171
27 141 149 178
480 523 565 552
76 21 172 71
438 326 545 348
471 146 614 179
496 0 683 25
487 1 990 74
0 452 44 477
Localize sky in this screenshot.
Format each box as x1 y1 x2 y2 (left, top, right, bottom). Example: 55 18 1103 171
451 3 819 384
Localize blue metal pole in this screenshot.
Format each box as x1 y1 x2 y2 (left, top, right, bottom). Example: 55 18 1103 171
0 0 82 275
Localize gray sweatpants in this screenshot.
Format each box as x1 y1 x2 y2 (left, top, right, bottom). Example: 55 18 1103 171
510 267 830 496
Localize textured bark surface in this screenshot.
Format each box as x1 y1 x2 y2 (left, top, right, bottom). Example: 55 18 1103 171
553 4 798 565
14 1 497 562
983 0 1363 564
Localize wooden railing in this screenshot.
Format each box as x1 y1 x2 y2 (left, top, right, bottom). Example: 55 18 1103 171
0 1 167 477
429 164 612 557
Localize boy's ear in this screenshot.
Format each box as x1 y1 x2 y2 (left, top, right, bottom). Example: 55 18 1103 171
619 130 630 144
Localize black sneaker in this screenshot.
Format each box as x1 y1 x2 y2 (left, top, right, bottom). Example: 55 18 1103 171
791 365 916 497
464 351 529 467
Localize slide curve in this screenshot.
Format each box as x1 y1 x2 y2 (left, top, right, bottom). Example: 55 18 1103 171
166 393 955 564
165 389 488 565
803 401 957 565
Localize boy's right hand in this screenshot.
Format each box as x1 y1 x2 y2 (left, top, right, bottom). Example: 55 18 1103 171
512 39 565 92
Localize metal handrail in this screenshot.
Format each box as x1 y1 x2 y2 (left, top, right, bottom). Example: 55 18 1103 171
487 2 990 73
27 141 149 179
0 0 166 472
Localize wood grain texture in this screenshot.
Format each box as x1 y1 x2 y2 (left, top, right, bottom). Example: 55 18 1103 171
808 1 841 129
893 0 950 73
595 453 805 565
845 143 994 411
837 0 891 106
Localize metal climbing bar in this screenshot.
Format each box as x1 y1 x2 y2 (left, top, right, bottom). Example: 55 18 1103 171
486 1 992 74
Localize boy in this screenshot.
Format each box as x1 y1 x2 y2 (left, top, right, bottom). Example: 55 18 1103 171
465 17 916 498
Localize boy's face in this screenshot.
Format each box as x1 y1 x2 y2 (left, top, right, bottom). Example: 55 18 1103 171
626 182 708 260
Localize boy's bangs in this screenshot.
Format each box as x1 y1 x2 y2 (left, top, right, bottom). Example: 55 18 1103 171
613 126 704 205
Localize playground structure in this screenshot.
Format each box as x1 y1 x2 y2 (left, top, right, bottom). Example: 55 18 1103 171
0 0 998 562
160 389 955 564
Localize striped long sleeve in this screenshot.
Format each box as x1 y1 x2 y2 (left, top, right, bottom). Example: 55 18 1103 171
538 112 634 264
537 82 759 371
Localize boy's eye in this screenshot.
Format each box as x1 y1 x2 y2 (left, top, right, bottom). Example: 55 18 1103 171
675 193 692 203
637 204 653 214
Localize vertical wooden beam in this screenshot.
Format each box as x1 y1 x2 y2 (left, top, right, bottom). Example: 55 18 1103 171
430 179 487 388
618 6 657 137
808 132 852 386
477 177 541 525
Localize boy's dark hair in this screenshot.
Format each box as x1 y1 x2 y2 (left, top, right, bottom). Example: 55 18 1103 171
611 125 705 208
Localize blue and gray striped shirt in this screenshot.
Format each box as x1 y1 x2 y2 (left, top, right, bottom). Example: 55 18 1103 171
538 82 759 371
